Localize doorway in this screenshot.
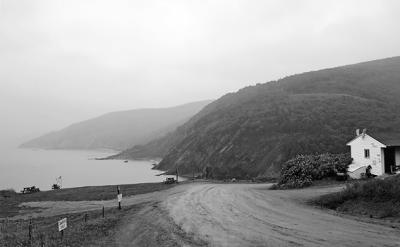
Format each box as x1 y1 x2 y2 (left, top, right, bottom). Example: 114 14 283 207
384 147 396 173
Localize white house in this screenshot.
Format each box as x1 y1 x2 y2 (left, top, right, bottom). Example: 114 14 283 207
346 129 400 179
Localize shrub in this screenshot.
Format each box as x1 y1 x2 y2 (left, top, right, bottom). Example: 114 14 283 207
277 153 352 189
0 188 17 198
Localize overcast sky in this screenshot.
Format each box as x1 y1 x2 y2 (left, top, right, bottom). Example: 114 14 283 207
1 0 400 146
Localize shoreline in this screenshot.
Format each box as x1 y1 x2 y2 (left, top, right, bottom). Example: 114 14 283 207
0 148 170 192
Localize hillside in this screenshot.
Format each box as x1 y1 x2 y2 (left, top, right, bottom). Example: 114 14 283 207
113 57 400 178
20 100 212 150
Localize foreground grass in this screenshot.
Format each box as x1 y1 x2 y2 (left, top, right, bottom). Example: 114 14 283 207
0 203 145 247
270 177 351 190
313 175 400 219
0 182 175 218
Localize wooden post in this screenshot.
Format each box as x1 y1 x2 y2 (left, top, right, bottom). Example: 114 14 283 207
39 233 45 247
61 229 64 240
84 213 88 223
102 206 105 218
28 219 32 241
117 186 121 210
176 167 179 183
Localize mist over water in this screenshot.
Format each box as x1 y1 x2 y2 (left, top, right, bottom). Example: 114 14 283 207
0 147 175 191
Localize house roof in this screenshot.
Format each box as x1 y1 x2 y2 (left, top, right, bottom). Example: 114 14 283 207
346 132 400 147
346 135 363 145
373 133 400 147
346 133 385 147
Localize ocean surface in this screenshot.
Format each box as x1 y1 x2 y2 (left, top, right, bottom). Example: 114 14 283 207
0 147 177 191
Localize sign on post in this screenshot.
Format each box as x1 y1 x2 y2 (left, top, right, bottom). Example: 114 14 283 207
117 186 122 210
117 193 122 202
58 218 67 232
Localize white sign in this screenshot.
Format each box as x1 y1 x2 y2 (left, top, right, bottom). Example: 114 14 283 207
58 218 67 232
117 193 122 202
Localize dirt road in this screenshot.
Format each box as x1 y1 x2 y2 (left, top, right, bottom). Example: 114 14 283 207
163 183 400 247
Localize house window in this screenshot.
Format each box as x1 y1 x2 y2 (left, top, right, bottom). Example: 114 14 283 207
364 149 370 158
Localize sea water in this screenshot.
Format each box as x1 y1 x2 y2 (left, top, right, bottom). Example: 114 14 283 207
0 147 176 191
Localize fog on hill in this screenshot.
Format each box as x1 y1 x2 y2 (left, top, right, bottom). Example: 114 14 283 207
21 100 212 150
1 0 400 148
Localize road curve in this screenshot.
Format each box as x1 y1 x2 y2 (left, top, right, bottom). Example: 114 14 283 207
164 183 400 247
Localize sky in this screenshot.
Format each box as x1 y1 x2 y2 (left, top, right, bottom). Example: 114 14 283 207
0 0 400 146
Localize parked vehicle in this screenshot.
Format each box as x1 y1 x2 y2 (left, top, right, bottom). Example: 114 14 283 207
21 186 40 194
335 172 348 181
164 177 176 184
52 184 61 190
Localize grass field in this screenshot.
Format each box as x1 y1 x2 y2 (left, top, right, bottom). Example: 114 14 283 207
0 182 175 218
0 203 147 247
0 182 178 246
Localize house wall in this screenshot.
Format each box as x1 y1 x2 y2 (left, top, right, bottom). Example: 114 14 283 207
396 147 400 167
381 148 386 174
348 134 386 176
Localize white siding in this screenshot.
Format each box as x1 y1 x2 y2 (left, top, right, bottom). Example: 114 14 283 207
381 148 386 175
396 148 400 167
348 134 386 176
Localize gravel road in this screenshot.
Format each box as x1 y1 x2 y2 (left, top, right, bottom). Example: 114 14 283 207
164 183 400 247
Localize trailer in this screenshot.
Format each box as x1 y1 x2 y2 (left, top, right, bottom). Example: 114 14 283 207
21 186 40 194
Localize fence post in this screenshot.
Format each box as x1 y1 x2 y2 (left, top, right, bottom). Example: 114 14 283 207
39 233 45 247
28 219 32 242
102 206 105 218
117 186 121 210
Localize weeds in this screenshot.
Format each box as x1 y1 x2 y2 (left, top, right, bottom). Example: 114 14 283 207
314 175 400 218
0 204 144 247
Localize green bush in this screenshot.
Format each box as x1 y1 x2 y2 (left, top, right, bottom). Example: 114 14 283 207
277 153 352 189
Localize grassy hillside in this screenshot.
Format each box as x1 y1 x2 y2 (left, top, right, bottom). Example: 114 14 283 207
115 57 400 178
20 100 212 150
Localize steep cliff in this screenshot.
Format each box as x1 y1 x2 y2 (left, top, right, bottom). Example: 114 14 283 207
116 57 400 178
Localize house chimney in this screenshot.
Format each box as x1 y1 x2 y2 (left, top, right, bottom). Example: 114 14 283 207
356 129 360 136
362 128 367 138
